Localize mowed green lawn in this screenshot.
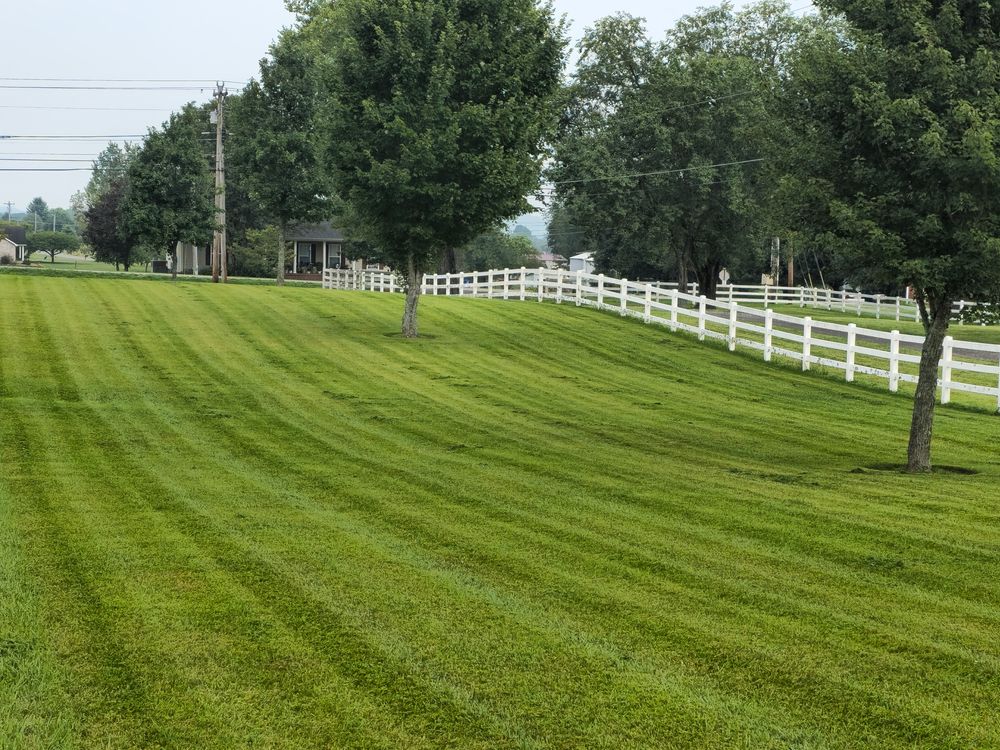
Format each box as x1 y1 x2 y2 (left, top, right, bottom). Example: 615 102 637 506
1 275 999 749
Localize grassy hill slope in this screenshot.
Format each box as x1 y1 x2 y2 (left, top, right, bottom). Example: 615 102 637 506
1 275 998 749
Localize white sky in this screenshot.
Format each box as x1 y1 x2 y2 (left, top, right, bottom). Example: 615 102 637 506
1 0 759 214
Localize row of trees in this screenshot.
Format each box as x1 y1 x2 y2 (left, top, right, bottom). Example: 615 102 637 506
548 0 1000 471
75 0 1000 471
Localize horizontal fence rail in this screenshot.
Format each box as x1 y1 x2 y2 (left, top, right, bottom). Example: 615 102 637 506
323 267 1000 410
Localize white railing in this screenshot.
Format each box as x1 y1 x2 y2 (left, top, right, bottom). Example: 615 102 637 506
323 267 1000 409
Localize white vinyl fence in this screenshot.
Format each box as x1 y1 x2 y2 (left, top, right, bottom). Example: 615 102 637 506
323 267 1000 410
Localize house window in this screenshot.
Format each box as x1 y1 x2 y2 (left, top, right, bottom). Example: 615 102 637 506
327 243 342 268
297 243 313 266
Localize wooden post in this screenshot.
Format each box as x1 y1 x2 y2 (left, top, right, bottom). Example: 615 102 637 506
764 285 770 308
846 323 857 382
876 295 882 320
537 268 544 303
698 295 707 341
670 290 679 332
941 336 954 404
620 279 628 316
799 287 805 308
644 284 652 323
889 330 901 393
502 269 510 300
895 297 901 321
764 309 774 362
576 270 584 307
519 267 526 301
555 268 563 304
597 275 605 307
728 303 738 352
802 317 812 371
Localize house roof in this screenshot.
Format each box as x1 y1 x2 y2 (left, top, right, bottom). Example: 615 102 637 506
286 221 345 242
571 252 594 261
0 226 27 245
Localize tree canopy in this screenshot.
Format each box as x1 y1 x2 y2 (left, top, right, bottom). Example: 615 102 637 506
122 105 216 280
782 0 1000 470
228 29 332 285
323 0 566 336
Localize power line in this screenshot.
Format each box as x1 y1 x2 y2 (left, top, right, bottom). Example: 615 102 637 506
0 158 94 162
0 84 228 91
0 105 175 112
550 158 766 187
0 77 247 84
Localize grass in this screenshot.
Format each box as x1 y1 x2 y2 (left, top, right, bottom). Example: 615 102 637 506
766 304 1000 346
22 254 123 273
1 274 999 749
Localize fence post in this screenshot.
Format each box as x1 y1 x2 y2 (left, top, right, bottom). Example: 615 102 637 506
958 301 965 326
555 269 564 304
597 275 605 307
764 309 774 362
537 268 544 303
519 267 526 302
802 317 812 371
889 330 901 393
996 353 1000 413
576 270 584 307
895 297 901 322
856 293 863 316
846 323 857 382
799 287 805 308
389 274 396 294
670 290 679 332
620 279 629 316
728 303 738 352
840 290 846 313
941 336 954 404
698 295 707 341
644 285 652 323
764 285 770 308
876 295 882 320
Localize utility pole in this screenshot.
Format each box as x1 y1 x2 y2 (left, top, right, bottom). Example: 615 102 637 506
3 202 12 221
211 82 228 283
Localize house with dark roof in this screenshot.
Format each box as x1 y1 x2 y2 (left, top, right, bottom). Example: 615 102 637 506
0 227 28 264
286 221 388 280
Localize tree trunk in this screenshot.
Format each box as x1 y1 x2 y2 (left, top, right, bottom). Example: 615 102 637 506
907 293 952 473
276 225 286 287
696 261 721 300
676 248 689 296
402 254 421 338
439 247 458 274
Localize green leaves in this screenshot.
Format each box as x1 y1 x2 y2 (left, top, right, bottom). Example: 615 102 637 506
323 0 566 274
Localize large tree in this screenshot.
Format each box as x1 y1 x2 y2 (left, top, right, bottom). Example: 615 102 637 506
323 0 566 337
228 30 332 286
26 230 80 263
549 4 816 294
123 106 216 281
25 197 50 229
783 1 1000 472
83 178 139 271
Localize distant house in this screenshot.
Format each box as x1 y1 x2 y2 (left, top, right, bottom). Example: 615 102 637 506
171 243 212 275
569 252 595 274
536 251 567 270
286 221 389 280
0 227 28 264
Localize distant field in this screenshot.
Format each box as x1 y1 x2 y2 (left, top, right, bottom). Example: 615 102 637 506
766 303 1000 346
1 275 999 749
23 254 125 273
